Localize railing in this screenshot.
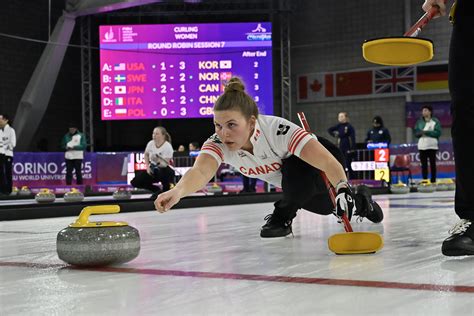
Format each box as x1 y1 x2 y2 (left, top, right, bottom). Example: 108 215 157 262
350 149 377 181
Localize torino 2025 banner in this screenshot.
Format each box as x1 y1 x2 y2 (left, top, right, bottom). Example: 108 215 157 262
390 142 455 180
11 153 130 188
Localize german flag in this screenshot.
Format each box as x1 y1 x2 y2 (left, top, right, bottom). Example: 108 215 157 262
416 64 448 91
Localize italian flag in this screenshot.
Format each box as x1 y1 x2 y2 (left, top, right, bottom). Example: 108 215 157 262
115 97 124 105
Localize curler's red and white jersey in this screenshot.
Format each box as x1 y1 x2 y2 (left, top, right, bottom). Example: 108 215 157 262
200 115 316 188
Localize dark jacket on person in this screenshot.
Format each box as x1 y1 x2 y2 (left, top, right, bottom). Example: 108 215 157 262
327 122 355 154
366 116 391 145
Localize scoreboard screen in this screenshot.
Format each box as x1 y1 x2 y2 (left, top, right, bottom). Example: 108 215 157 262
351 143 390 182
99 22 273 120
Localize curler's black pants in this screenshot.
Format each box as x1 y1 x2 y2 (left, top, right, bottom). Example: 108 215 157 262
449 0 474 220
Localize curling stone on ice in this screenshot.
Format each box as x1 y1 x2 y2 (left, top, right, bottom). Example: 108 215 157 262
390 181 410 194
18 186 32 196
439 178 455 191
57 205 140 266
417 180 436 193
436 180 449 191
64 188 85 202
206 182 223 194
10 186 18 196
447 179 456 191
113 187 132 200
35 188 56 203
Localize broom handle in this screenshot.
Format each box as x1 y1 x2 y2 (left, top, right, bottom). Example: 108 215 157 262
297 112 353 233
404 2 445 37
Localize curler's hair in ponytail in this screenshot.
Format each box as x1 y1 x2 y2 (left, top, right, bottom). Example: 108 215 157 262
213 77 259 120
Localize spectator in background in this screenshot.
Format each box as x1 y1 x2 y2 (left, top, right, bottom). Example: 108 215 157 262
414 105 441 184
0 114 16 195
365 116 391 146
61 123 86 185
328 112 356 178
189 142 200 151
173 144 189 166
188 141 201 157
131 127 175 199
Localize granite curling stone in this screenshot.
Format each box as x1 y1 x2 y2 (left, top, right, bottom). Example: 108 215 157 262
10 186 19 196
206 182 223 194
440 178 456 191
390 182 410 194
447 179 456 191
436 181 449 191
113 187 132 200
35 188 56 203
417 180 436 193
18 186 32 196
64 188 85 202
57 205 140 266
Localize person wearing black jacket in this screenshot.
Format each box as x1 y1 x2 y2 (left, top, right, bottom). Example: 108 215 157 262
365 116 391 146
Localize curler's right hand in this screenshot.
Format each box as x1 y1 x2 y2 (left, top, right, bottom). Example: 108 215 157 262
154 188 182 213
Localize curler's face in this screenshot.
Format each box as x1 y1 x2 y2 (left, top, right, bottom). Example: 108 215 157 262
214 110 255 151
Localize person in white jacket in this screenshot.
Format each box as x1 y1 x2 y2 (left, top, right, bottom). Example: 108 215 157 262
0 114 16 195
154 78 384 238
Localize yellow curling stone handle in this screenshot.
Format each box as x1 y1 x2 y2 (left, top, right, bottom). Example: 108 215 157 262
70 205 129 228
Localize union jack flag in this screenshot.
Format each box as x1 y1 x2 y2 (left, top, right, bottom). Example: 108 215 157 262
374 67 415 94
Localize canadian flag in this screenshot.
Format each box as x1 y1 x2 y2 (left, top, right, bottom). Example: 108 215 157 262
297 73 334 102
